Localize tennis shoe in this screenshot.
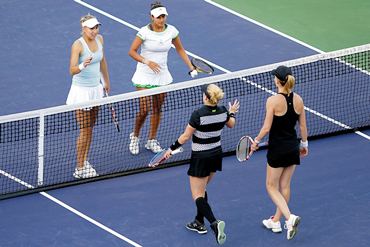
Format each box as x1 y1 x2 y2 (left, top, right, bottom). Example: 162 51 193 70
211 220 226 245
186 219 207 234
284 214 301 240
129 133 140 155
145 139 163 153
73 162 98 179
262 216 282 233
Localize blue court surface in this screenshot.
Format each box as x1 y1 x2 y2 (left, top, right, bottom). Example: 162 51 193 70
0 1 369 247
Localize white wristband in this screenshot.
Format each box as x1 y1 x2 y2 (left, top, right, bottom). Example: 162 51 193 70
254 138 260 144
78 63 85 71
142 58 149 65
300 140 308 148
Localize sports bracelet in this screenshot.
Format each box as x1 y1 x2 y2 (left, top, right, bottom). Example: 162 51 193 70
254 138 260 144
300 140 308 148
229 112 236 118
142 58 149 65
78 63 85 71
170 140 182 151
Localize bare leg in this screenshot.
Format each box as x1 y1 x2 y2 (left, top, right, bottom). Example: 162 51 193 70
133 88 150 137
266 165 291 220
273 165 296 221
149 93 166 140
75 108 98 168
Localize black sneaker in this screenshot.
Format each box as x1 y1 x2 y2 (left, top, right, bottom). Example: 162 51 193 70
211 220 226 245
186 219 208 234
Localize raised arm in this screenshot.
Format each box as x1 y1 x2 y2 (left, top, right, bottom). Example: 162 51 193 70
98 35 110 93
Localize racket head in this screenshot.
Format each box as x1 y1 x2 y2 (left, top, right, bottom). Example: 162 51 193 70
236 136 254 162
191 58 214 74
148 150 167 167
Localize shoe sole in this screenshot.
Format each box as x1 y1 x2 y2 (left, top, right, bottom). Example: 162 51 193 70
216 221 226 245
262 221 282 233
185 226 207 234
288 216 301 240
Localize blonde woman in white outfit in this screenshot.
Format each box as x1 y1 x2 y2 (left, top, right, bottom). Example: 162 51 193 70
128 1 198 155
67 14 110 179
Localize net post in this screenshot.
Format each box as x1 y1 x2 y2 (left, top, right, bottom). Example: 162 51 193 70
37 113 45 186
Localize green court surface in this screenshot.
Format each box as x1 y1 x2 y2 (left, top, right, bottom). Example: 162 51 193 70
214 0 370 52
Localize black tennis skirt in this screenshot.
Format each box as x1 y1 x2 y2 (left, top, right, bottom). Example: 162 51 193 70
187 153 223 177
267 149 300 168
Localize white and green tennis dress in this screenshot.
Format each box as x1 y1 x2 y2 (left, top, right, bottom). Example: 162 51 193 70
132 24 179 88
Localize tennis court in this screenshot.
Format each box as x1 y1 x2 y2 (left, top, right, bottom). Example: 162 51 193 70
0 1 369 246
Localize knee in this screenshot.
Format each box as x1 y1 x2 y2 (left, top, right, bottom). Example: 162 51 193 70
279 183 291 194
266 181 278 193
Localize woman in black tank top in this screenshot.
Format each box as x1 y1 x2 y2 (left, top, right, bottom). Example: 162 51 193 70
251 65 308 240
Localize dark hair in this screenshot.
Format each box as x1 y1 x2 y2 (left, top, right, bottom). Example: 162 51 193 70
151 1 164 10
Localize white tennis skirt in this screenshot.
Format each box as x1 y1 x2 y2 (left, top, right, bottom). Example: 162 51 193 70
66 84 104 106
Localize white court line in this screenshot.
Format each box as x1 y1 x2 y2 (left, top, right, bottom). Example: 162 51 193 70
204 0 370 141
0 168 143 247
74 0 370 141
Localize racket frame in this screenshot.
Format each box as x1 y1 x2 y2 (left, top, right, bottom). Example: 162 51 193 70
104 90 120 132
236 136 268 162
148 147 183 167
191 58 214 75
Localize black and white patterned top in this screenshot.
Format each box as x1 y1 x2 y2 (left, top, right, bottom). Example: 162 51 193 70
189 105 230 158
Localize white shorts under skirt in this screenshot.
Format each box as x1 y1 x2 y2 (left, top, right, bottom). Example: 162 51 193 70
132 69 173 87
66 84 104 109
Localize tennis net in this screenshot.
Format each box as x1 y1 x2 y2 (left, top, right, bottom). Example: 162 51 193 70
1 44 369 199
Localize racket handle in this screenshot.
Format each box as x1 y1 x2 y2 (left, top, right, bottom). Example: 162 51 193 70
258 141 268 147
170 147 183 155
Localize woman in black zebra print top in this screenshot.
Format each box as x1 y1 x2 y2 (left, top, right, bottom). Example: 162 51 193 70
164 84 239 245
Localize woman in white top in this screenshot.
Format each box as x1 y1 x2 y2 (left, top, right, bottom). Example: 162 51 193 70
67 14 110 179
128 1 197 155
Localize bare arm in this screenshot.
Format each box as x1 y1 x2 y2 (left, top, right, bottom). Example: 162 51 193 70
164 124 195 159
69 40 93 76
172 36 195 71
254 97 275 143
298 98 308 156
98 35 110 93
128 36 160 73
178 124 196 144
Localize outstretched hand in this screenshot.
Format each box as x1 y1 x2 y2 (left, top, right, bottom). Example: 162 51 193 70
228 99 240 114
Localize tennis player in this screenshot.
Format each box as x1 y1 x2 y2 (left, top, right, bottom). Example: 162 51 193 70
67 14 110 179
128 1 197 155
164 84 240 245
251 65 308 240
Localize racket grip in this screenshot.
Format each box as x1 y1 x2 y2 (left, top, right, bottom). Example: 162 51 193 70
170 147 183 155
258 141 268 147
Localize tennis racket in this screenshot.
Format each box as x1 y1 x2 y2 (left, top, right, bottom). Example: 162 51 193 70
236 136 268 162
104 89 120 132
191 58 214 75
148 147 184 168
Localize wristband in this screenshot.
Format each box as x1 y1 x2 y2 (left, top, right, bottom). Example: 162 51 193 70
300 140 308 148
229 112 235 118
142 58 149 65
78 63 85 71
170 140 182 151
254 138 260 144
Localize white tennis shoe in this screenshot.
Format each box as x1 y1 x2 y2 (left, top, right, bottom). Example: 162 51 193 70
285 214 301 240
129 133 140 155
262 216 282 233
73 161 98 179
145 139 163 153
